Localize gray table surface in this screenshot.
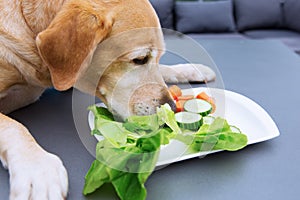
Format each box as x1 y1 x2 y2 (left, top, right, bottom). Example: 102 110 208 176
1 38 300 200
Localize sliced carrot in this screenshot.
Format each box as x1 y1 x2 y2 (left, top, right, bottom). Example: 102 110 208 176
177 95 195 101
207 98 216 113
168 85 182 100
196 91 216 113
196 91 210 101
175 100 186 112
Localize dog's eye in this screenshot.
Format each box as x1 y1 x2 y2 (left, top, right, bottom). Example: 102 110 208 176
132 56 149 65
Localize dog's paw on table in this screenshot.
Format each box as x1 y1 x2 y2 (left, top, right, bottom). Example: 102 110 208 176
160 64 216 83
8 149 68 200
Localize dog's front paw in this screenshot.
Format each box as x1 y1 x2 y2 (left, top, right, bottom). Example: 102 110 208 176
8 149 68 200
160 64 216 83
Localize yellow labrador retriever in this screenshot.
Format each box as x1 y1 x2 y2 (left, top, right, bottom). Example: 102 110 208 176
0 0 215 199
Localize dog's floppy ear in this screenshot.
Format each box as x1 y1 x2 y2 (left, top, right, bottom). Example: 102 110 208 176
36 1 112 91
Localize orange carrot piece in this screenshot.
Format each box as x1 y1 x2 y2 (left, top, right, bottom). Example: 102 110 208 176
207 98 216 113
176 100 186 112
168 85 182 100
177 95 195 101
196 92 210 101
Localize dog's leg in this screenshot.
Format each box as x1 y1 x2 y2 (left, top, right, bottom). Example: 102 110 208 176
159 64 216 83
0 85 68 199
0 113 68 199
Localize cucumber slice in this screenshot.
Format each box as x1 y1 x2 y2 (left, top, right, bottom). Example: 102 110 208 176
203 116 215 125
184 99 212 116
175 112 203 131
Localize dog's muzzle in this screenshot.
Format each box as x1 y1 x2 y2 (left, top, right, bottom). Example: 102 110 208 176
130 84 176 116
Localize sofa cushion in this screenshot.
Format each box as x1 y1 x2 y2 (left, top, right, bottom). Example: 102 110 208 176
234 0 283 31
149 0 174 30
175 0 235 34
283 0 300 32
243 29 300 52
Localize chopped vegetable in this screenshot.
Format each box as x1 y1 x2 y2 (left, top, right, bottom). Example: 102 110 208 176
175 111 203 130
177 95 195 101
168 86 216 113
156 104 182 135
184 99 212 116
196 91 211 101
179 117 248 152
168 85 182 100
176 100 186 112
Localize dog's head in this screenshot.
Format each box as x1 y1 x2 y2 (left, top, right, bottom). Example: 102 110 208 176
36 0 175 120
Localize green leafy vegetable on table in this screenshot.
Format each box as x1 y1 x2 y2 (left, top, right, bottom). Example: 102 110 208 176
83 104 248 200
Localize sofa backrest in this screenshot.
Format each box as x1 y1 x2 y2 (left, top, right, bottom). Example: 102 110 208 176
148 0 300 34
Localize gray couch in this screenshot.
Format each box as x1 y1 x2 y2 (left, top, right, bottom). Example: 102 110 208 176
149 0 300 54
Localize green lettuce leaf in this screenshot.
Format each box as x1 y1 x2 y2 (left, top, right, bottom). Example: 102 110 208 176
191 117 247 152
94 118 129 147
89 105 114 135
123 114 159 133
156 104 182 134
213 132 248 151
196 117 230 135
84 113 162 199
